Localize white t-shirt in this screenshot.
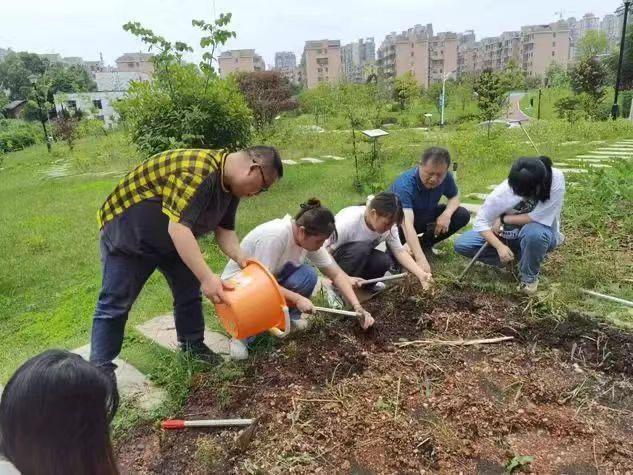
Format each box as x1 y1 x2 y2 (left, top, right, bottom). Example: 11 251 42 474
329 205 404 253
222 215 333 279
472 168 565 245
0 458 20 475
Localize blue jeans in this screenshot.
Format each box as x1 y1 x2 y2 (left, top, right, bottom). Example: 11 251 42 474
276 262 318 319
454 223 557 283
90 239 204 371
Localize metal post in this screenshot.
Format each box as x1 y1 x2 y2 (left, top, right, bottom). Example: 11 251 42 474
612 1 631 120
440 76 447 127
32 83 51 153
537 89 542 120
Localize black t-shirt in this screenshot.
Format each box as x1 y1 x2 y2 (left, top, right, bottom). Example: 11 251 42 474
101 170 239 257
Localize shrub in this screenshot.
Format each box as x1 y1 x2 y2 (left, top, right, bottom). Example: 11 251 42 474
116 64 252 155
0 119 41 152
52 116 79 150
76 118 107 138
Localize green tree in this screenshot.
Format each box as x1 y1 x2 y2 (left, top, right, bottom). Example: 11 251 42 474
45 64 96 99
117 14 252 154
393 72 419 109
298 83 336 126
577 30 609 59
606 28 633 90
570 56 607 102
545 63 570 88
0 52 47 100
473 69 507 136
0 91 9 118
501 59 525 91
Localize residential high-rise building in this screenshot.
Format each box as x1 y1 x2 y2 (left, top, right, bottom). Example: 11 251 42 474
429 32 459 84
521 21 570 77
218 49 265 78
274 51 298 83
601 14 620 46
300 39 342 88
342 37 375 83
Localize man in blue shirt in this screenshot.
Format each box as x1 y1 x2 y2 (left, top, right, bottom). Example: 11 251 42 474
390 147 470 276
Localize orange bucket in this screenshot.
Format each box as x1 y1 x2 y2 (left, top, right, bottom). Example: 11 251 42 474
215 259 290 339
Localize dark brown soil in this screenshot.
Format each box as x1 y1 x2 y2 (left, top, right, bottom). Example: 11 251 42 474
115 281 633 474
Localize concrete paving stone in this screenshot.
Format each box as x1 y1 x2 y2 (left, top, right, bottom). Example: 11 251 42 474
560 141 581 146
575 155 613 160
590 151 633 156
553 162 571 167
321 155 346 160
568 158 609 163
282 159 298 165
486 184 499 190
560 168 589 174
136 315 230 357
299 157 324 164
72 345 167 411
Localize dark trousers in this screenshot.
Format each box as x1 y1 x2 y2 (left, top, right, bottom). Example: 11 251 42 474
332 241 394 280
399 204 471 249
90 238 204 371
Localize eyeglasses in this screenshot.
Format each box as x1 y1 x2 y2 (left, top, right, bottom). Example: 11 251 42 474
253 160 269 194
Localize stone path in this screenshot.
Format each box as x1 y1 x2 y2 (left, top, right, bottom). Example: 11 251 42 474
72 345 167 411
281 155 348 167
553 139 632 174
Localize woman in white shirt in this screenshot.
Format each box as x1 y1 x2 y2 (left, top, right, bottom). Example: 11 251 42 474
328 192 432 291
454 156 565 294
222 198 374 360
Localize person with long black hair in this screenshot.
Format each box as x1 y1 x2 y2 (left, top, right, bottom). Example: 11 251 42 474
0 350 120 475
222 198 374 360
454 156 565 294
328 192 432 291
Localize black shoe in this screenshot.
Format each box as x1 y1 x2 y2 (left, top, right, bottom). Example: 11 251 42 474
180 340 223 366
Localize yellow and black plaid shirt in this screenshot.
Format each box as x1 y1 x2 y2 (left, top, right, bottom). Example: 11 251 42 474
98 149 227 229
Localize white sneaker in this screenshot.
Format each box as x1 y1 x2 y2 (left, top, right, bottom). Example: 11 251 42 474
229 338 249 360
518 280 539 295
290 316 310 331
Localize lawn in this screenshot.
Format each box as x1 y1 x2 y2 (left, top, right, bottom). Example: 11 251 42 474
1 118 632 388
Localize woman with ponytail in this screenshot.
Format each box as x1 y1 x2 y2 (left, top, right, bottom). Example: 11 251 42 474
328 192 432 291
222 198 374 360
454 156 565 294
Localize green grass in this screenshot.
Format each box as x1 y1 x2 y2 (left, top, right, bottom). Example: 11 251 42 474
1 118 632 394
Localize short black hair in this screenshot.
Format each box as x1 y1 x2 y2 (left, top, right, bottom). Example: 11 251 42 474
508 156 553 202
368 192 404 226
0 350 119 474
246 145 284 179
420 147 451 167
294 198 337 239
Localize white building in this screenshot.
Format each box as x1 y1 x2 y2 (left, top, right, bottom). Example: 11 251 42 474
95 71 150 92
53 91 126 127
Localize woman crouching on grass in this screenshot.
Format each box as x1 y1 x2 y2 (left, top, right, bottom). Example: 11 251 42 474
221 198 374 360
0 350 120 475
454 156 565 295
327 192 432 292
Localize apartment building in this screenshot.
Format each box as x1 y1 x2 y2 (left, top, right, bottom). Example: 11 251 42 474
300 40 342 88
115 53 154 76
521 22 570 77
218 49 265 78
377 24 432 85
429 32 458 83
274 51 298 83
342 38 376 83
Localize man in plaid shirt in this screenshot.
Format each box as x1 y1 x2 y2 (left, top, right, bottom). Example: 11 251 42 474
91 146 283 376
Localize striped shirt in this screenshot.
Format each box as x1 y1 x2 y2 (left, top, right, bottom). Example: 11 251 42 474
98 149 227 229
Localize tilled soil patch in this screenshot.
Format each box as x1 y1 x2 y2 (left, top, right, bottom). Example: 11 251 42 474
116 283 633 473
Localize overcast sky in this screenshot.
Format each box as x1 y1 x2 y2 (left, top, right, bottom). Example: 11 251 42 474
1 0 623 67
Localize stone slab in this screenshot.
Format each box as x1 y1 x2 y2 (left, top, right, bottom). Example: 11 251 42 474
136 315 230 357
601 147 633 150
321 155 346 160
73 345 167 411
560 141 580 146
560 168 589 174
568 158 609 163
299 157 324 164
591 151 633 156
553 162 571 167
575 155 613 160
282 159 298 165
486 184 499 190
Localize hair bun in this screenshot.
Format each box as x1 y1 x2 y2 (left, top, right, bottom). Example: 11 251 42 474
301 198 321 210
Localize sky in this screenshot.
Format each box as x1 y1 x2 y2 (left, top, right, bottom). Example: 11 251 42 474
0 0 623 67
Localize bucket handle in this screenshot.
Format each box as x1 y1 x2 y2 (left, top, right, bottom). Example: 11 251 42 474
267 305 292 339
